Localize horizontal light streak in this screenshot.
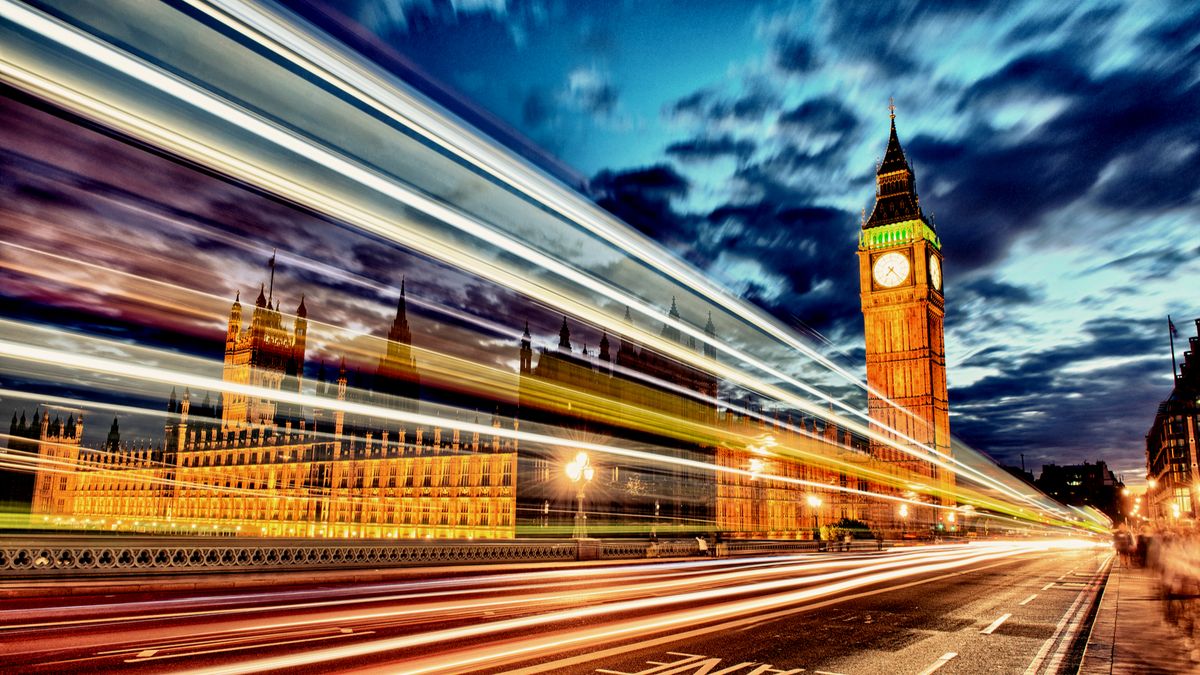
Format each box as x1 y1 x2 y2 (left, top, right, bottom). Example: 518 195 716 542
2 549 946 635
0 329 937 512
0 321 1106 532
179 542 1068 675
0 0 1047 514
190 0 903 416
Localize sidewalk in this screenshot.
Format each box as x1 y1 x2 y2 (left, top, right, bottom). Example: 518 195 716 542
1081 558 1200 673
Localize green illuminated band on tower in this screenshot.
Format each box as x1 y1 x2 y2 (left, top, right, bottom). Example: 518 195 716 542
859 219 941 250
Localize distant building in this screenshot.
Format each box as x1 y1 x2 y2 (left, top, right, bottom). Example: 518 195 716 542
6 257 886 540
17 258 519 539
1146 317 1200 523
1036 461 1125 523
517 306 869 538
2 114 975 540
2 411 83 518
1001 465 1036 486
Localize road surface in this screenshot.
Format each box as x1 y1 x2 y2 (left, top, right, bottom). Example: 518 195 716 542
0 540 1110 674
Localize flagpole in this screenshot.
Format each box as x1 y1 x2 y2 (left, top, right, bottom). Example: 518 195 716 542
1169 315 1178 381
268 248 277 306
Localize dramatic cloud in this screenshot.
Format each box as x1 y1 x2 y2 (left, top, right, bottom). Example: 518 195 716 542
561 66 619 118
773 35 817 74
63 1 1200 477
665 135 756 163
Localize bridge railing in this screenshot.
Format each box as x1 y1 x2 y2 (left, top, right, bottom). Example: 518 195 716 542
0 534 908 578
0 535 578 577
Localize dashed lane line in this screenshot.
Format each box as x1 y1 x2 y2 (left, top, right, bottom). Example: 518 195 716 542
916 652 957 675
981 613 1012 635
499 557 1029 675
1020 594 1038 606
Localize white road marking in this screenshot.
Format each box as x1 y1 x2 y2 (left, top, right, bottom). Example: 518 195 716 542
1041 582 1055 590
917 652 957 675
1019 594 1038 606
981 613 1012 634
1024 553 1113 675
502 557 1029 675
122 630 373 663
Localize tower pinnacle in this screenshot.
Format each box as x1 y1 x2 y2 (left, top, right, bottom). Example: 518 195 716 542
864 107 925 230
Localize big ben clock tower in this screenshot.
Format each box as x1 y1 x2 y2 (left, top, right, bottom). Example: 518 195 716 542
857 104 953 511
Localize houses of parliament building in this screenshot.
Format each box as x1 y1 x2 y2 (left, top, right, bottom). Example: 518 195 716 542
3 112 953 540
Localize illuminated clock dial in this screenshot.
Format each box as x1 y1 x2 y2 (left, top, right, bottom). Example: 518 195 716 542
929 255 942 290
872 251 910 288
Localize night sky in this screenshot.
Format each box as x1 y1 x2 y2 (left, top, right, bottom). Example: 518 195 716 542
286 0 1200 480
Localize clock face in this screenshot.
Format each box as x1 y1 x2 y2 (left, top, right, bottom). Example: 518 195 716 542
929 255 942 290
872 251 910 288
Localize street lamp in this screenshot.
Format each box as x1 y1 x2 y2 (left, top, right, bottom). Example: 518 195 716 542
899 503 909 531
806 494 822 532
566 451 594 539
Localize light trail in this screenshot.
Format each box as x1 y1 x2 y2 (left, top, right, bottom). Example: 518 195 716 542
188 0 902 413
167 541 1091 675
0 320 1106 532
192 0 1052 516
0 0 1060 515
0 328 941 511
0 547 958 637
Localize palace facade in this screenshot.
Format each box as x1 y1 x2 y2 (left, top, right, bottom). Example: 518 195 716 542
4 110 958 541
12 278 518 539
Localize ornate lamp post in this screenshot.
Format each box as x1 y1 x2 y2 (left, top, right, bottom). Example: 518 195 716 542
806 494 822 533
566 451 594 539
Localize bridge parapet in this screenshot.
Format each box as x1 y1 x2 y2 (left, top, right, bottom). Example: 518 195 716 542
0 535 582 577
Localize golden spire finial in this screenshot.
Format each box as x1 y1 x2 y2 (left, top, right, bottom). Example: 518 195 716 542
888 97 896 121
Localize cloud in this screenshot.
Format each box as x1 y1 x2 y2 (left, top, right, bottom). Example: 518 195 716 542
773 35 817 73
520 88 554 127
906 41 1200 273
562 66 620 118
665 135 756 163
589 165 692 241
776 96 860 162
950 316 1168 465
357 0 509 33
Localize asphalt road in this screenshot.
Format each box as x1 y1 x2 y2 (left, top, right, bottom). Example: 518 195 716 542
0 540 1111 674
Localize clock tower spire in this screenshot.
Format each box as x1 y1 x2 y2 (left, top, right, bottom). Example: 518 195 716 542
857 104 953 526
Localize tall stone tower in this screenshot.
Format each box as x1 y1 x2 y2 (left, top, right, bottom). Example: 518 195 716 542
220 256 307 431
375 279 421 415
857 105 952 510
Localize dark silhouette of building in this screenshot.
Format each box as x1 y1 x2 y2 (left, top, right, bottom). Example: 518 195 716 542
1036 461 1124 523
1002 465 1036 486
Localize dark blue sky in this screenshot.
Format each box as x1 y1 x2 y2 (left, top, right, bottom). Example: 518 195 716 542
280 0 1200 481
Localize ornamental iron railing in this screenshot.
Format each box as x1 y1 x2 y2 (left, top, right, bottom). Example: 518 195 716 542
0 535 577 577
0 535 890 578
